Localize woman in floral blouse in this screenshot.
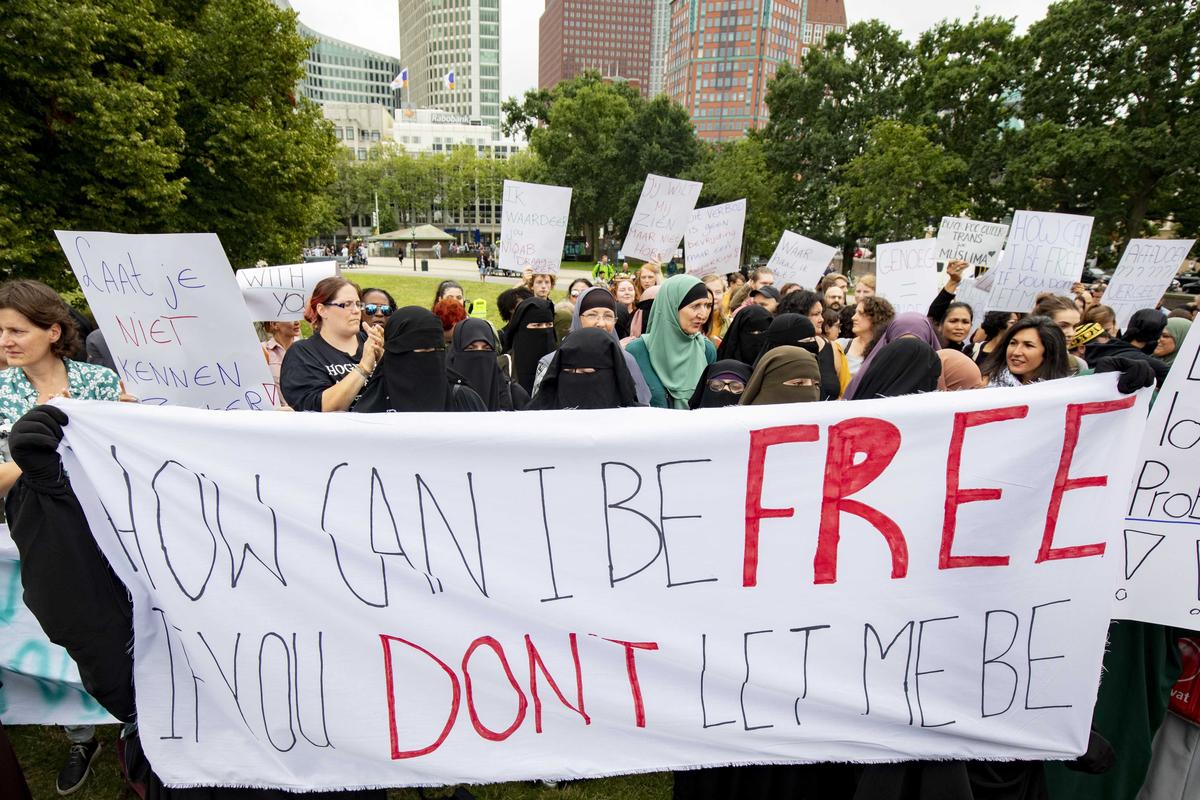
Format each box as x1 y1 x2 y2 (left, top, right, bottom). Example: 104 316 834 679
0 279 120 496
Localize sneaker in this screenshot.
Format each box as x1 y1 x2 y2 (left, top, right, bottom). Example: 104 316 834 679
56 738 101 796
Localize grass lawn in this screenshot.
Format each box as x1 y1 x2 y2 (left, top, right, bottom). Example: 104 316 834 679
8 724 672 798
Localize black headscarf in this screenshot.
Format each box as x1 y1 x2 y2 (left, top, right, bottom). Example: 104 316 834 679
755 314 818 364
849 337 942 400
635 294 655 334
382 307 451 412
716 305 773 365
527 328 637 410
1122 308 1167 354
501 297 557 393
689 359 753 409
446 318 514 411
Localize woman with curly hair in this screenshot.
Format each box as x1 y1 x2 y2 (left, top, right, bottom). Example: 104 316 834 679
837 295 894 377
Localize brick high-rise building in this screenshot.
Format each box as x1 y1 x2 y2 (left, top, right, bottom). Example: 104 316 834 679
664 0 847 141
539 0 655 97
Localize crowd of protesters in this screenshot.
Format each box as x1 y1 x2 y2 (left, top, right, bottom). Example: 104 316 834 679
0 257 1197 798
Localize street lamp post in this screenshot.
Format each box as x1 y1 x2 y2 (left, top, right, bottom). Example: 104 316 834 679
411 230 418 272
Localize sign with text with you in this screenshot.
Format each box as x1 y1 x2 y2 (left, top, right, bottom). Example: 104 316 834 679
765 231 837 288
620 174 702 263
1101 239 1196 331
936 217 1009 269
875 239 939 314
237 261 338 322
55 231 277 409
1112 327 1200 628
58 376 1147 790
684 199 746 276
498 180 573 275
986 211 1093 312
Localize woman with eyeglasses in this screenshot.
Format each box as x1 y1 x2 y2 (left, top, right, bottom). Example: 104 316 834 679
360 287 396 328
279 277 384 412
688 359 752 408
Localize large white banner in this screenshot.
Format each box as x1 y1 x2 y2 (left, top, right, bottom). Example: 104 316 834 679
57 378 1148 790
620 174 703 263
0 528 116 725
935 217 1009 269
55 231 278 410
1102 239 1195 332
498 180 573 275
1112 326 1200 628
237 261 338 322
875 239 939 314
987 211 1094 312
765 231 837 288
684 200 746 276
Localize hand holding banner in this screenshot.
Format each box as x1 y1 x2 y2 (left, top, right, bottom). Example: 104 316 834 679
621 174 702 263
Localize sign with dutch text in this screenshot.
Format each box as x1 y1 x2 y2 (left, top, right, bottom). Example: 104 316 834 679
620 175 703 263
684 199 746 276
875 239 939 314
765 231 837 288
498 180 573 275
1101 239 1195 331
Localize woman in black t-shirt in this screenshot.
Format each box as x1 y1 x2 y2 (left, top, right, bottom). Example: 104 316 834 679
280 277 383 412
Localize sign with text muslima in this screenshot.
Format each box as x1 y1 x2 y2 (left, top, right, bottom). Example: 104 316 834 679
684 199 746 276
58 377 1148 790
986 211 1094 312
620 174 702 263
237 261 338 322
1101 239 1196 331
55 231 278 409
936 217 1009 269
875 239 939 314
1111 327 1200 628
765 231 837 288
498 180 573 275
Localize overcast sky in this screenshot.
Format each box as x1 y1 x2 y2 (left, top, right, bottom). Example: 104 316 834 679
289 0 1054 101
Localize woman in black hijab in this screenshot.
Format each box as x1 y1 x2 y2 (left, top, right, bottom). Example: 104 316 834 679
716 305 772 365
500 297 557 393
526 328 637 410
445 318 527 411
689 359 753 408
378 307 486 412
847 337 942 400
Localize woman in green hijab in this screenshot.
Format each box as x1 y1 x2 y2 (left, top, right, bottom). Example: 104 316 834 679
625 274 716 408
1154 316 1191 367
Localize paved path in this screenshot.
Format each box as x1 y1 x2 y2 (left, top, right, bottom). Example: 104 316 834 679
347 256 595 289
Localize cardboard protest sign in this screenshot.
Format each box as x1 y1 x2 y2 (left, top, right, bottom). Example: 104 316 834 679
1101 239 1195 331
620 174 702 263
0 527 117 725
684 199 746 276
498 180 573 274
55 231 278 409
237 261 338 322
58 376 1148 790
936 217 1009 269
1112 327 1200 628
986 211 1094 312
765 231 837 288
953 277 992 337
875 239 939 313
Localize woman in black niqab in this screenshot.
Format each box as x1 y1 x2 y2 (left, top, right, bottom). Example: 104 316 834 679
379 307 485 412
446 318 524 410
716 305 772 365
526 328 637 410
847 337 941 400
501 297 557 393
689 359 752 408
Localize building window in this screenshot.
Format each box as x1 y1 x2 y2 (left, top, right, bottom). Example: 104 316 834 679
357 149 367 161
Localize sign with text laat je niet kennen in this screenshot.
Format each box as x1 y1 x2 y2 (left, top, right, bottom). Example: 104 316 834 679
57 375 1149 790
55 231 278 409
498 180 573 275
620 174 703 263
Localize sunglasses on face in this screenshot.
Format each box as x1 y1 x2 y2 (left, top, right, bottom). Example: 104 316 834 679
364 304 392 316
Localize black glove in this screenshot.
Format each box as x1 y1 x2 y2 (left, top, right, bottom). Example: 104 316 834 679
1066 728 1116 774
1093 356 1155 394
8 404 69 486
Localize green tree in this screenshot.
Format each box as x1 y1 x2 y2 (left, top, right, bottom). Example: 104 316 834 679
840 120 969 244
687 135 784 261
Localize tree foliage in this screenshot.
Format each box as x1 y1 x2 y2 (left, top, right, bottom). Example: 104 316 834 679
687 135 784 260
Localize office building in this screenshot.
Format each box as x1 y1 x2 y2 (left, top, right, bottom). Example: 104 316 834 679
664 0 847 141
649 0 671 95
398 0 502 131
539 0 655 96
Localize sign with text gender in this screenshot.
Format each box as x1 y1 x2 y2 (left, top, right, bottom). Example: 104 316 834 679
875 239 939 314
620 174 702 263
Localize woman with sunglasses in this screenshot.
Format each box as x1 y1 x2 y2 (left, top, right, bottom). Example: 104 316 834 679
280 277 384 412
360 287 396 328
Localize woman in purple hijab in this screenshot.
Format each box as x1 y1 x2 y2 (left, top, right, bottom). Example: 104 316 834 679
842 312 942 400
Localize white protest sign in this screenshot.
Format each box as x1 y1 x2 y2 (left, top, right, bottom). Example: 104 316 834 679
1101 239 1195 331
936 217 1009 268
953 277 992 336
684 199 746 276
765 231 837 288
875 239 939 313
55 231 278 409
986 211 1093 312
237 261 338 322
0 528 117 725
620 174 703 263
498 180 573 274
57 377 1148 790
1112 328 1200 628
